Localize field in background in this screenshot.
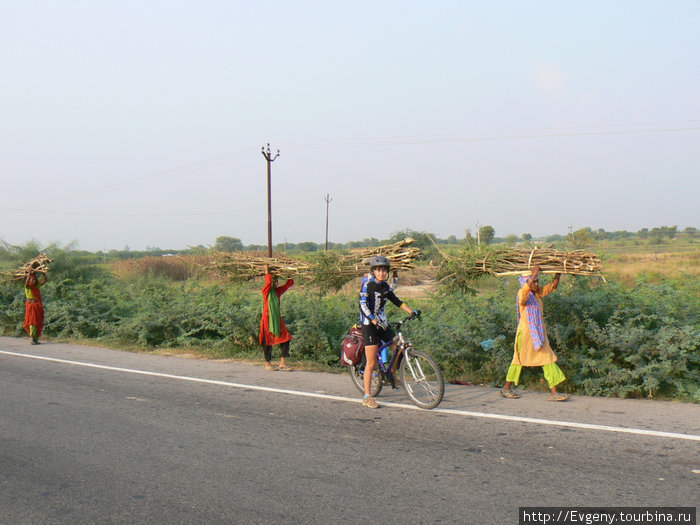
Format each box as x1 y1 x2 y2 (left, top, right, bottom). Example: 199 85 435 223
107 241 698 297
603 251 699 285
111 255 215 281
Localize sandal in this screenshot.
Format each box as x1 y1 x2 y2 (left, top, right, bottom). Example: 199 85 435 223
265 364 278 371
500 389 520 399
278 365 293 372
362 396 380 409
548 393 570 402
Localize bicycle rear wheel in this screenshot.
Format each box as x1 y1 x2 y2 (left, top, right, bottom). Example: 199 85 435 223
400 348 444 409
349 359 383 397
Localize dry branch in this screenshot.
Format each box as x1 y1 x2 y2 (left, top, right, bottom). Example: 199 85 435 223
0 254 54 282
209 251 315 281
208 238 422 289
438 246 605 291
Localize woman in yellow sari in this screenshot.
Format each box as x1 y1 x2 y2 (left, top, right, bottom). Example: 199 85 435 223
501 265 569 401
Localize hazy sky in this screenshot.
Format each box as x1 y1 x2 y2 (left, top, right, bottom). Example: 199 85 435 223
2 1 699 252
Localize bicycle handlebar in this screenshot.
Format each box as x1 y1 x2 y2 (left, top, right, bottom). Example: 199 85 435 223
392 309 422 330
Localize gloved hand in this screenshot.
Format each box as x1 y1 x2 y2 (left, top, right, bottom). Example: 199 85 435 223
378 320 389 331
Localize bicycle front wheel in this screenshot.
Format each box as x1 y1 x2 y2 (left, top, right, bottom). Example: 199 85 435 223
349 359 383 397
400 348 444 409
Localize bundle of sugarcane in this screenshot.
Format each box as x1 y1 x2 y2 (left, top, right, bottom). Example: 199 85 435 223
209 238 422 289
0 254 54 282
344 238 421 272
438 246 604 290
209 251 314 281
301 238 422 289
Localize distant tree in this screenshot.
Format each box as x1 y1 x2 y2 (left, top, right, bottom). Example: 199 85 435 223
297 241 318 252
569 227 594 249
684 226 697 237
465 229 474 246
613 230 632 240
505 234 518 246
522 233 532 242
638 228 649 239
348 238 380 248
479 225 495 245
390 229 437 250
390 229 439 260
446 235 458 245
214 236 243 252
648 226 677 240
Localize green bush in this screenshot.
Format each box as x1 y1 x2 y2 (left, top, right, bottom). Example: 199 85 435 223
1 247 697 402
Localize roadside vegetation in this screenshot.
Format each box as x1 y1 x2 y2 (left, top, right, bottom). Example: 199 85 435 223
1 226 698 402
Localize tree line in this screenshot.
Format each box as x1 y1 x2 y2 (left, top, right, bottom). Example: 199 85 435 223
2 224 694 263
213 224 696 255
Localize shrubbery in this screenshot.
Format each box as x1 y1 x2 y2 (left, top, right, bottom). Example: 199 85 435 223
1 248 697 401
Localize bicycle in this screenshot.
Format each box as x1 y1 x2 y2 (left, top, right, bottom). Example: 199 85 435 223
349 310 445 409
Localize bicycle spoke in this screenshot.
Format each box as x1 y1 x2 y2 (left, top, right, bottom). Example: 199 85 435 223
349 360 382 397
400 349 444 409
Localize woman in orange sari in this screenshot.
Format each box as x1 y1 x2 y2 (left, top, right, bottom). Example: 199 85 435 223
24 271 47 345
259 265 294 371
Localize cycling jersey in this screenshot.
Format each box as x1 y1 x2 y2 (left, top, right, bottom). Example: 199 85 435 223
359 276 403 326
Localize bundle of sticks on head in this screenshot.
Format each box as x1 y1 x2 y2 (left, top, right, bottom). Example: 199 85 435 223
308 238 421 290
438 246 605 289
209 238 422 289
209 251 315 281
2 254 54 282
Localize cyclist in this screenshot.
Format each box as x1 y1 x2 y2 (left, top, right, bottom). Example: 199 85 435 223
359 255 416 408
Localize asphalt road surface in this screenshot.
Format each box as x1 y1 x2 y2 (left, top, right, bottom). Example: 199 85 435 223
1 337 698 524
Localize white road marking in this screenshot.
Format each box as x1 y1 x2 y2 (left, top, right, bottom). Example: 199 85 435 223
3 350 699 442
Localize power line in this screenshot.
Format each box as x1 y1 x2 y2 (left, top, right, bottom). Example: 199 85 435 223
23 147 259 210
277 123 700 152
14 118 699 208
0 197 319 218
4 118 697 220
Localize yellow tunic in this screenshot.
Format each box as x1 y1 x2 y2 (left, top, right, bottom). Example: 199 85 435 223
511 280 559 367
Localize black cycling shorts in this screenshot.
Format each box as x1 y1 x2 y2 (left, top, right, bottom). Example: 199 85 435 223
362 323 395 347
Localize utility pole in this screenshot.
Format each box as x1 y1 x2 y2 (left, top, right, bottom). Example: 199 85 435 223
324 193 332 251
261 143 280 257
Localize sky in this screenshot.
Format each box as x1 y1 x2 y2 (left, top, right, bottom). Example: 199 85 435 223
1 1 699 252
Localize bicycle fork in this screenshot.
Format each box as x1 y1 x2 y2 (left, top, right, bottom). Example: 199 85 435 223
403 345 427 383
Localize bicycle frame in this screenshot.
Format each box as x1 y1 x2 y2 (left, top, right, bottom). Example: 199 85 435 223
370 314 417 379
375 330 405 376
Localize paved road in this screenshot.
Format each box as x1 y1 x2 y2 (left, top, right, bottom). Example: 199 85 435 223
1 337 698 524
